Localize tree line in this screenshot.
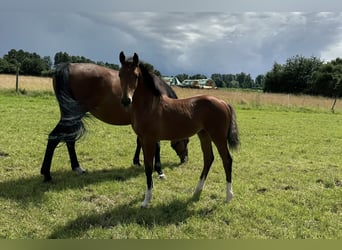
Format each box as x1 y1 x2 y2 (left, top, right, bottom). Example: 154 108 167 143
263 55 342 98
0 49 341 98
0 49 120 77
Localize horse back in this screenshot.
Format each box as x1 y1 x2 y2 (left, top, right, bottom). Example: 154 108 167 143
68 63 119 106
66 63 131 125
145 95 230 140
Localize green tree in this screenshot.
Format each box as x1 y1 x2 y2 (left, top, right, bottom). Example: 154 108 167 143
96 61 120 70
255 74 265 89
236 72 254 88
283 55 322 93
0 58 14 74
263 62 283 93
211 73 225 88
54 52 71 65
1 49 51 75
190 74 207 79
310 58 342 97
263 55 323 94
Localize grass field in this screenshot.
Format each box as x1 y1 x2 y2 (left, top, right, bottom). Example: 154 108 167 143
0 74 341 112
0 75 341 239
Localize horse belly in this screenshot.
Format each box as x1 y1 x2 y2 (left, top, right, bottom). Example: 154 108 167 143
90 99 131 125
90 105 131 125
158 116 201 141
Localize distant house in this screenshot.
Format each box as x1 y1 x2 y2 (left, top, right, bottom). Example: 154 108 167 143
180 79 217 89
162 76 182 86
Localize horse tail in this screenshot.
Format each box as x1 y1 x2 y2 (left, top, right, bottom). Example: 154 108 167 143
227 103 240 150
50 63 87 142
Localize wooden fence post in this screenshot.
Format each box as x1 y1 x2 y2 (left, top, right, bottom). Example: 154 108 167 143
16 65 19 93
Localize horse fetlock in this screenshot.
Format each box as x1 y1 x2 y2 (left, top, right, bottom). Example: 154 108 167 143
194 178 205 194
41 169 52 182
141 189 153 208
192 189 202 202
226 182 234 203
180 155 188 164
43 175 52 183
226 191 234 203
132 163 141 168
158 173 166 179
132 159 141 166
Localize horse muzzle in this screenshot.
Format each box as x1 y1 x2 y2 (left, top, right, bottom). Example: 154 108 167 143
121 97 132 107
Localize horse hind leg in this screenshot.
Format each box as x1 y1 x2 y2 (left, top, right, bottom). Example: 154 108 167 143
213 138 234 203
40 118 86 182
153 141 166 179
193 131 214 200
66 140 86 175
132 137 142 166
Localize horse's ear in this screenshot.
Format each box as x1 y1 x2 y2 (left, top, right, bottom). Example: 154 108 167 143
133 53 139 66
119 51 125 65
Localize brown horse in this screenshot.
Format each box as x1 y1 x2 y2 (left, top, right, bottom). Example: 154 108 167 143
119 52 240 207
40 63 189 182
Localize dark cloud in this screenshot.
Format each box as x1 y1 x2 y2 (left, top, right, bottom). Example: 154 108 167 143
2 0 342 11
0 10 341 77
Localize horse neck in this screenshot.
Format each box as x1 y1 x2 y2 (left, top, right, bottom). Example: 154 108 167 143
132 76 159 109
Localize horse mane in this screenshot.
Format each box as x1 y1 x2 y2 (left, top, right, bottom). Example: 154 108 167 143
138 63 165 97
123 55 177 98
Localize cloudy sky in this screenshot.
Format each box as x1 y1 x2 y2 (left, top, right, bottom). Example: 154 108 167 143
1 0 342 77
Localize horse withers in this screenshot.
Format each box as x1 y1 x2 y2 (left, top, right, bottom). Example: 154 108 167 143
119 52 239 207
40 63 189 182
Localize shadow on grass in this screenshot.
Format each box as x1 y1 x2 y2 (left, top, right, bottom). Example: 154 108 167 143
0 161 186 206
48 196 208 239
0 166 143 205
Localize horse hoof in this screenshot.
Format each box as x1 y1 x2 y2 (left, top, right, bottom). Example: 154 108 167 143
191 192 201 202
158 173 166 179
132 160 141 167
43 176 52 183
74 167 86 175
226 193 234 203
180 156 188 164
141 203 149 208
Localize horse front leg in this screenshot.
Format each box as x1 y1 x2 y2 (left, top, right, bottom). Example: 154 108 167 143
141 139 156 208
193 131 214 200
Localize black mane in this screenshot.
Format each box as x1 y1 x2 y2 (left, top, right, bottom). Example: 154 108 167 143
122 54 178 99
139 63 174 98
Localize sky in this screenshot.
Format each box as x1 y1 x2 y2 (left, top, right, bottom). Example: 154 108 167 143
1 1 342 78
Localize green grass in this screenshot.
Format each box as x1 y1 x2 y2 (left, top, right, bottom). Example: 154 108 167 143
0 91 341 239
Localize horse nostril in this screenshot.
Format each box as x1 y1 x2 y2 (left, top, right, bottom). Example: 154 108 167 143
121 98 131 107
